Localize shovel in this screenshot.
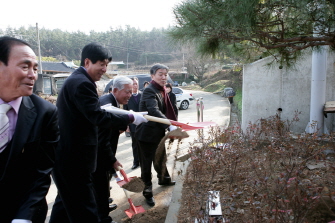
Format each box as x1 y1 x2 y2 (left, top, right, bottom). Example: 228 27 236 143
115 174 146 218
116 166 145 192
123 188 146 218
101 104 216 131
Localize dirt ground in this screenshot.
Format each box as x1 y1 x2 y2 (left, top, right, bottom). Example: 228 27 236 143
120 129 335 222
119 129 188 223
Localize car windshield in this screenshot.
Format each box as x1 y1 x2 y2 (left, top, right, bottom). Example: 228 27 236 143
172 87 183 94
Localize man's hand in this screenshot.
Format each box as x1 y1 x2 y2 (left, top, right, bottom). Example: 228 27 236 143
169 125 178 131
113 160 123 170
132 112 148 125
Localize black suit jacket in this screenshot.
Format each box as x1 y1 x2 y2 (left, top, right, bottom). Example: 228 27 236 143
124 92 141 132
0 94 59 222
55 67 129 173
135 84 172 143
98 93 126 169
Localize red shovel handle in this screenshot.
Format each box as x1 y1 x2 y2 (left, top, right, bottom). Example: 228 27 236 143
119 169 130 182
128 198 137 212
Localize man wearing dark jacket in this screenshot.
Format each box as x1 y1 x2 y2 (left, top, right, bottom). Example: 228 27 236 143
50 43 147 223
94 75 133 223
0 36 59 223
135 64 178 207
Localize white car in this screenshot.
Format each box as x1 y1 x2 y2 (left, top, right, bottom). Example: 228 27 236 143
172 87 195 110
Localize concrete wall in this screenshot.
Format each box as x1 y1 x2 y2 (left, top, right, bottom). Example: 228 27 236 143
242 50 335 133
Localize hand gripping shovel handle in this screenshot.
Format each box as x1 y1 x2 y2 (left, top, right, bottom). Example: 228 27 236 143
116 166 130 182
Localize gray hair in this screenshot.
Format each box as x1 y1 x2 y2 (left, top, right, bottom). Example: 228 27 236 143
150 63 169 75
113 76 133 90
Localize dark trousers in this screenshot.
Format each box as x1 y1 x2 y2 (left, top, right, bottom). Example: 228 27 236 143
137 140 170 187
92 167 112 223
130 131 139 165
50 166 99 223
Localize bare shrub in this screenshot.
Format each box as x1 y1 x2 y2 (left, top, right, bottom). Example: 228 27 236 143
178 113 335 223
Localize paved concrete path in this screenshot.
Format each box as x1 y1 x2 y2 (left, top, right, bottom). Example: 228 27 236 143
45 90 230 223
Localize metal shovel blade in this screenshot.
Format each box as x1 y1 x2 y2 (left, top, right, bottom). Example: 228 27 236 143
170 120 217 131
125 198 146 218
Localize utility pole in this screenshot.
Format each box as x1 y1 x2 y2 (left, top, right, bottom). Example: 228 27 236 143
36 23 44 94
183 53 185 69
305 1 327 135
146 54 147 67
36 23 43 74
127 52 129 70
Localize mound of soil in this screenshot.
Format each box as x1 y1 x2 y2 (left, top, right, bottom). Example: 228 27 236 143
122 177 145 193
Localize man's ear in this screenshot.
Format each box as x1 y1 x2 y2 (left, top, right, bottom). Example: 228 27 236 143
0 61 5 73
84 58 91 68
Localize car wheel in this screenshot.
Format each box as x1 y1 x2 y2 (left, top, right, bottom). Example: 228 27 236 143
180 100 189 110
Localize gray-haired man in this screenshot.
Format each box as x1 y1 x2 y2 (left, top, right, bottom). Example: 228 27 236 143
94 76 133 223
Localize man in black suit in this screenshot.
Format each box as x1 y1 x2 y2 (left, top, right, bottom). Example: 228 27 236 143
50 43 147 223
94 75 133 223
135 64 178 207
124 77 141 169
0 36 59 223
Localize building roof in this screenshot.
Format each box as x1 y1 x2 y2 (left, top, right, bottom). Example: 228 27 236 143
109 61 124 65
63 61 79 69
42 62 76 73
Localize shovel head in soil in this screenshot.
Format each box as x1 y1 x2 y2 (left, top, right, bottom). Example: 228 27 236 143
125 198 146 218
116 176 135 187
116 166 145 192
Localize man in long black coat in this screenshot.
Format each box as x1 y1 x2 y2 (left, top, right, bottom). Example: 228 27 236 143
94 75 133 223
135 64 178 207
50 43 147 223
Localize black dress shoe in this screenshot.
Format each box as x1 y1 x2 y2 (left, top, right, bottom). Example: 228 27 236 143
131 164 139 169
109 204 117 212
108 197 113 204
158 180 176 186
145 197 155 206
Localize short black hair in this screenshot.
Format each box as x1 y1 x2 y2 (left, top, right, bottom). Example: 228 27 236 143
80 43 112 66
150 63 169 75
166 83 172 89
0 36 31 65
130 77 139 82
143 81 150 87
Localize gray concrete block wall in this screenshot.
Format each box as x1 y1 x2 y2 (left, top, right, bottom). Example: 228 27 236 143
242 50 335 134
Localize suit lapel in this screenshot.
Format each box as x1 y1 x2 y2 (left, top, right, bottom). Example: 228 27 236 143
10 96 37 156
0 96 36 181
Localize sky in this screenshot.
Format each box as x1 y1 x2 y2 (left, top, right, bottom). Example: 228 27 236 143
1 0 184 33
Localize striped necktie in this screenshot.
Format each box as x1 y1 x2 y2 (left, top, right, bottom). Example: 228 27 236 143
0 104 12 153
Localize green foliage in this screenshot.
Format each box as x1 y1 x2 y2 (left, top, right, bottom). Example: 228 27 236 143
138 52 174 65
203 80 228 92
41 57 58 62
169 0 335 67
233 87 243 119
0 25 179 65
72 60 80 66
